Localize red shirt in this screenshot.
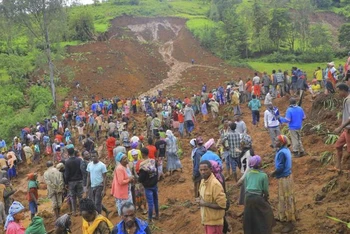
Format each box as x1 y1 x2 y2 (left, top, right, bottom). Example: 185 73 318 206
146 145 157 159
55 134 63 143
178 113 184 123
106 137 116 151
208 93 213 99
246 81 253 92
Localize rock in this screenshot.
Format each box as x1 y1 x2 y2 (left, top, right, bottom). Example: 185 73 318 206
178 177 185 183
315 193 325 202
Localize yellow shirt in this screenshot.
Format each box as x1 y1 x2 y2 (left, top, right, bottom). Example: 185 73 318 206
199 173 226 226
315 70 323 81
127 149 142 162
311 84 321 92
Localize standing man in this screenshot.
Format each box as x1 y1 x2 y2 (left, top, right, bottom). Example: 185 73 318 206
280 98 306 157
64 147 83 216
198 160 227 234
334 84 350 172
208 99 219 119
224 122 241 182
248 95 261 127
238 78 245 103
252 72 261 98
264 104 281 150
44 161 64 219
192 137 207 200
275 69 285 97
138 148 159 223
86 151 107 214
184 104 196 137
106 133 116 161
112 202 151 234
113 140 126 159
262 72 271 97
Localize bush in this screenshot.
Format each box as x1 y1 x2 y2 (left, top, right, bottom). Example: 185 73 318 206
69 11 95 41
28 86 54 111
261 52 297 63
298 48 334 63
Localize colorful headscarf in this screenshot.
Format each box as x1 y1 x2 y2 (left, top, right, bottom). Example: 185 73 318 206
55 214 71 233
5 201 25 229
249 155 262 169
131 142 138 149
115 152 125 163
241 134 252 148
277 135 290 146
27 173 36 180
166 130 175 142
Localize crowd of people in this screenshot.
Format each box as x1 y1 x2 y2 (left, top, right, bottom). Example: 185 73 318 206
0 55 349 234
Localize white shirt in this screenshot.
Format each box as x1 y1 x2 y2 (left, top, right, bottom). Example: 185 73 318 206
238 80 244 92
264 109 280 128
253 76 260 85
264 93 273 105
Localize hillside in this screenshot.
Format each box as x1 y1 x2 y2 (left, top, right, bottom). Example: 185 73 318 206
61 16 252 100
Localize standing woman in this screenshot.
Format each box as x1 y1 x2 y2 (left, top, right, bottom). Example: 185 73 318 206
5 201 26 234
243 156 274 234
111 152 134 216
271 135 296 233
236 134 254 205
165 130 182 175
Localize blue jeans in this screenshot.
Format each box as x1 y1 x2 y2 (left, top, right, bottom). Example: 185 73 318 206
179 123 184 136
29 201 37 215
145 186 159 220
226 156 239 173
251 110 260 125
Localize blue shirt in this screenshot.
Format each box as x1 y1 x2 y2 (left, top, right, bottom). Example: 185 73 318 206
280 105 305 130
87 161 107 188
248 99 261 111
0 140 6 148
274 147 292 178
200 150 222 168
201 103 208 115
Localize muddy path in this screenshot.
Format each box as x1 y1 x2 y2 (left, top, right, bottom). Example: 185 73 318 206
125 20 220 97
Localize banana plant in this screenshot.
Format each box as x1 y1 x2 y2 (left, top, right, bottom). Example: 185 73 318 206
326 216 350 229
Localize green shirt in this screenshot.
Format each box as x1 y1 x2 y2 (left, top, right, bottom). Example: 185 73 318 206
245 169 269 196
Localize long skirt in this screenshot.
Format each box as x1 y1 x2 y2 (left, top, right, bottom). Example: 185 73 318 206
115 189 133 216
243 193 275 234
8 167 16 179
239 181 245 205
277 175 297 222
134 183 146 208
166 152 182 171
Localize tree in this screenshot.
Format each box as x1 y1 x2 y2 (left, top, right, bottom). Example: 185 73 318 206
339 23 350 48
222 7 249 58
3 0 68 106
312 0 332 8
69 11 95 41
268 8 290 50
309 24 331 48
251 0 269 52
290 0 313 51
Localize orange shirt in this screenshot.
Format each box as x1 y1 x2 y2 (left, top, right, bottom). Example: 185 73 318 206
106 137 116 151
178 113 184 123
246 81 253 93
146 145 157 159
55 134 63 143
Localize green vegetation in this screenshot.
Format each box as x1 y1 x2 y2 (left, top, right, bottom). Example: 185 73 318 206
248 59 344 77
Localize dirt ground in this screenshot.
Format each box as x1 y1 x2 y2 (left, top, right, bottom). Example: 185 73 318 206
12 16 350 234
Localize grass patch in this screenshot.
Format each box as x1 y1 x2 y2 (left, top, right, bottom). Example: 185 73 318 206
248 59 345 77
0 69 10 82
